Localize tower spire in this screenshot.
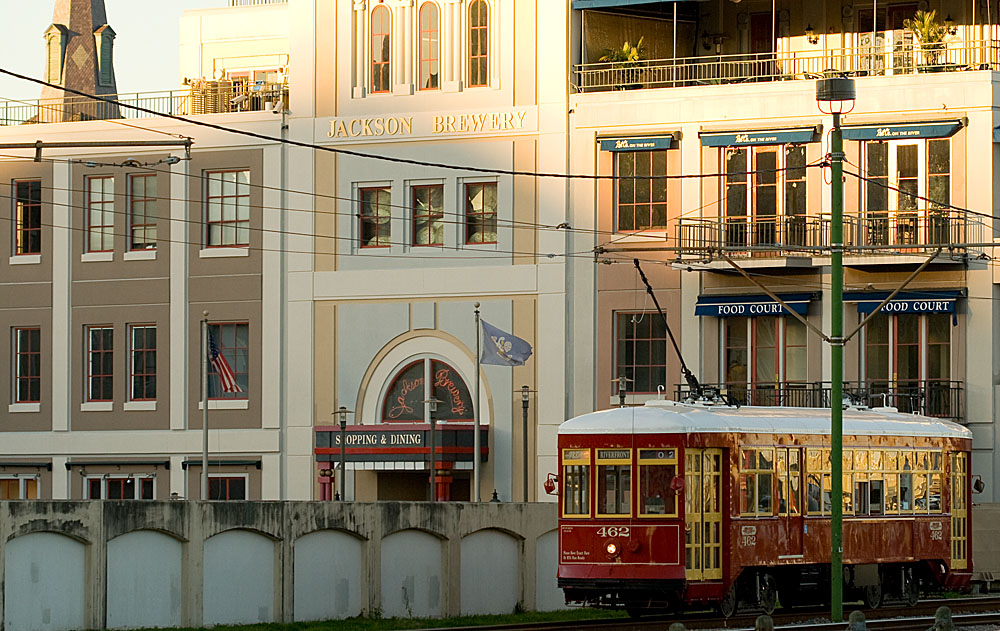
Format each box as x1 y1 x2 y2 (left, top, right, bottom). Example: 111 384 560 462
40 0 120 122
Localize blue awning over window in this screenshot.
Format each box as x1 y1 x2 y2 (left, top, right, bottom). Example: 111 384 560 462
699 127 819 147
841 120 964 141
573 0 702 8
843 290 963 320
599 135 674 152
695 293 816 317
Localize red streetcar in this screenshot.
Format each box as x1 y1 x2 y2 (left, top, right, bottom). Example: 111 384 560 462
556 399 973 616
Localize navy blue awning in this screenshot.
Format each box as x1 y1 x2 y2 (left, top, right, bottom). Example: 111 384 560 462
599 135 674 151
843 290 963 320
699 127 818 147
695 293 816 317
842 120 964 141
574 0 702 8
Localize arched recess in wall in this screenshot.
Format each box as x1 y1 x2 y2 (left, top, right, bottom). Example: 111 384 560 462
107 530 183 629
4 532 86 631
460 529 520 614
293 529 364 621
358 333 492 429
380 529 443 618
534 530 568 611
203 529 277 626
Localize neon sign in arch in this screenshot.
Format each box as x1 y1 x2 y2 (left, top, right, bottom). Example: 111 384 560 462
381 359 474 423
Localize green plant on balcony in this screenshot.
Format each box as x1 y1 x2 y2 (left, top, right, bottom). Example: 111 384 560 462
599 37 646 89
903 10 947 70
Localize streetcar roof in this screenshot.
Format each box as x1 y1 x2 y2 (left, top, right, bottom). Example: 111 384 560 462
558 400 971 440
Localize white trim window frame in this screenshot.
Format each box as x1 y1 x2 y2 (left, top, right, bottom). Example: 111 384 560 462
128 324 156 402
722 144 808 250
207 473 249 500
0 475 39 499
84 474 155 500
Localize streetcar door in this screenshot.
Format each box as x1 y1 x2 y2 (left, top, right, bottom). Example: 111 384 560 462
950 452 968 570
685 448 723 581
777 448 804 557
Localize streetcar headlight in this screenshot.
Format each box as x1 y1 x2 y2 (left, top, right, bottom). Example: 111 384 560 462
606 542 618 555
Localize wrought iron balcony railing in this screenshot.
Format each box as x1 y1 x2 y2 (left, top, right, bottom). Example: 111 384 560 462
575 39 1000 93
673 380 964 421
676 208 987 260
0 81 289 126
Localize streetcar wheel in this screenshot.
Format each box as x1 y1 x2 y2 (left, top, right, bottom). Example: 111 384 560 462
903 569 919 607
718 582 738 618
863 582 882 609
758 574 777 615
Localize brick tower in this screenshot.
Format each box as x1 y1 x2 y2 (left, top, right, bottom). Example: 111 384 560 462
39 0 120 122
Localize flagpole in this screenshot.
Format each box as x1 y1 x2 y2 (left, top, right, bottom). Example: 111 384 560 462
473 302 481 502
201 312 209 501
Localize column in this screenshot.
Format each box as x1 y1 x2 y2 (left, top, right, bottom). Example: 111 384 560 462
393 0 414 94
443 0 462 92
51 159 71 434
353 0 367 98
169 157 188 432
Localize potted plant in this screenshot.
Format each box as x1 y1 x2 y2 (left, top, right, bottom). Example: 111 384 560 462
903 10 947 71
599 37 646 89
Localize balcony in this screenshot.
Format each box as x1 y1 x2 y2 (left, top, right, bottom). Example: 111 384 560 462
574 39 1000 93
675 208 988 263
0 80 289 126
673 380 965 421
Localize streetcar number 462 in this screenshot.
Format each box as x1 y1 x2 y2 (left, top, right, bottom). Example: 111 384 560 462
597 526 630 538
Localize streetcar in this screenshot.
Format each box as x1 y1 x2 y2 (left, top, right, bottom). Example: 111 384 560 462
556 399 973 616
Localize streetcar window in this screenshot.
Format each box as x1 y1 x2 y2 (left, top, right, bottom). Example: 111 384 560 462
806 448 832 515
885 473 899 513
739 447 773 517
562 465 590 516
870 479 885 515
598 465 631 515
777 448 802 516
854 480 870 515
639 449 678 517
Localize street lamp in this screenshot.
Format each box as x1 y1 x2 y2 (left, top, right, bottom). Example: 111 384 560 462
424 397 442 502
336 406 353 501
520 385 536 503
816 75 856 623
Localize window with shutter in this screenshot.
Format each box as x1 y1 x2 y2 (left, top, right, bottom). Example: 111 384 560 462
46 33 63 84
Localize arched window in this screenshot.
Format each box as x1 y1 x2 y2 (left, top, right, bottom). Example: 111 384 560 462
94 26 116 87
371 5 392 93
418 2 440 90
382 359 474 423
45 28 65 85
468 0 489 87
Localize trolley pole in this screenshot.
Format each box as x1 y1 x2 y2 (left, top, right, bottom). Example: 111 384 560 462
816 76 854 623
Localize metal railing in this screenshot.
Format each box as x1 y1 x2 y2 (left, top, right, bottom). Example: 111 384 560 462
575 39 1000 92
0 82 289 126
676 208 987 259
674 380 964 420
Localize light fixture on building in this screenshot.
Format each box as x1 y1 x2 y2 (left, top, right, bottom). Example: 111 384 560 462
805 24 819 45
944 15 957 36
335 406 353 501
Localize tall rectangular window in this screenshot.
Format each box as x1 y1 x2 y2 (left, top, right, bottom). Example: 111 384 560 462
129 174 157 250
864 312 952 416
724 316 808 406
412 185 444 246
206 170 250 247
208 322 249 399
209 476 247 500
87 176 114 253
615 312 666 394
129 325 156 401
468 0 489 86
418 2 440 90
724 145 808 248
14 180 42 255
86 326 113 402
360 187 391 248
465 183 497 244
371 5 392 93
13 328 41 404
616 150 667 232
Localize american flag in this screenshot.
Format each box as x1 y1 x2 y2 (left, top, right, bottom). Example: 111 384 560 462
209 330 243 393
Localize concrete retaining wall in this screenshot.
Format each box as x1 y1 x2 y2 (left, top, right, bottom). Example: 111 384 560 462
0 501 561 630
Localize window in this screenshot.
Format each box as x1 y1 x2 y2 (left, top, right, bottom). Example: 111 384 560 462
596 448 631 516
468 0 489 86
86 326 113 402
739 447 774 516
14 180 42 255
208 323 249 399
371 5 392 93
13 328 41 404
724 316 807 405
806 448 833 515
412 185 444 246
0 477 38 499
128 174 156 250
419 2 440 90
615 312 666 394
862 139 950 247
616 150 667 231
381 359 473 422
864 312 951 415
129 325 156 401
96 29 115 87
776 448 802 516
638 448 678 516
465 183 496 244
206 170 250 247
360 187 391 248
724 145 807 248
45 30 64 84
209 475 247 500
561 449 590 517
87 176 114 253
86 476 155 500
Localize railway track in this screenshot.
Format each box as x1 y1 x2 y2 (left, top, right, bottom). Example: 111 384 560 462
414 596 1000 631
